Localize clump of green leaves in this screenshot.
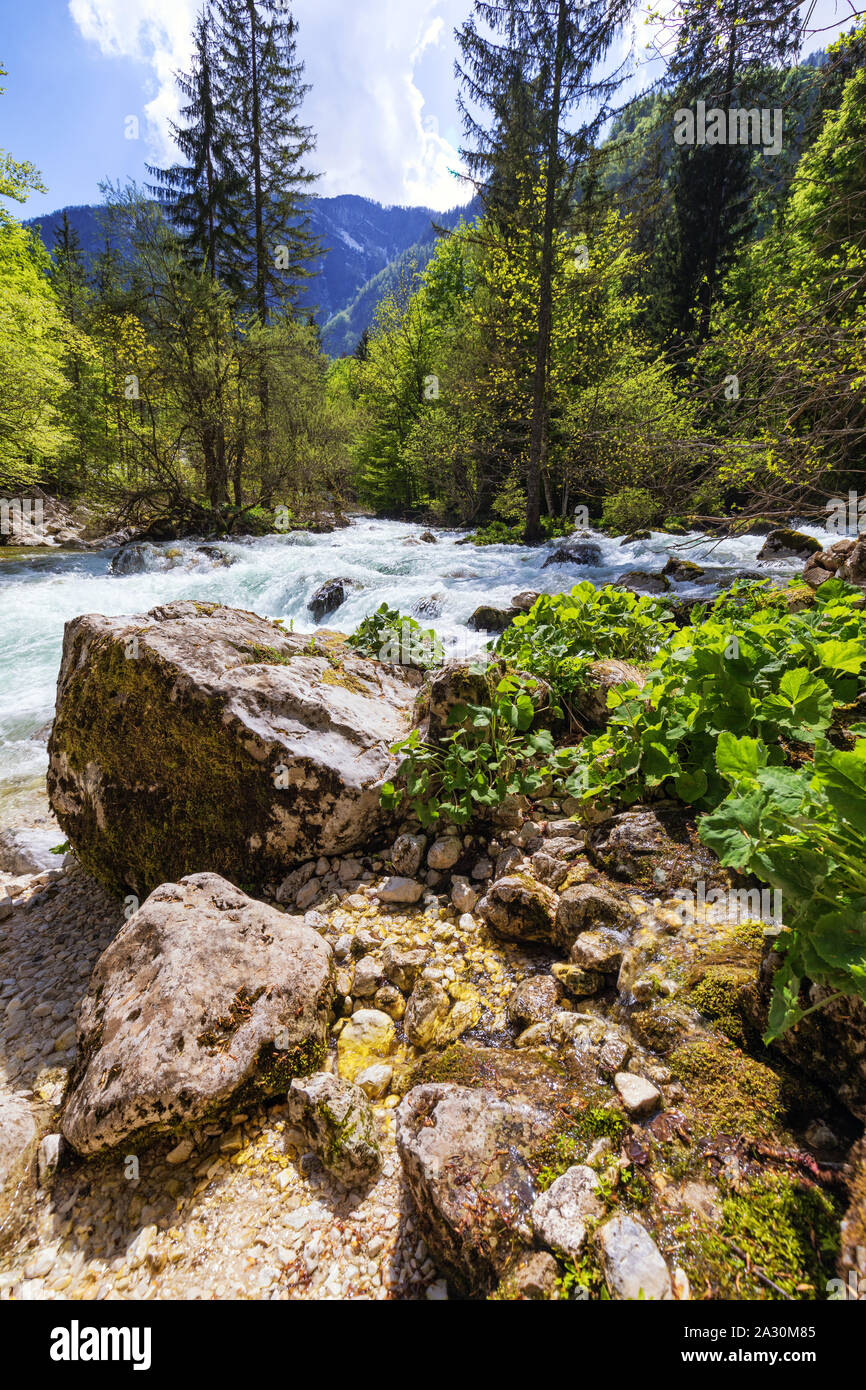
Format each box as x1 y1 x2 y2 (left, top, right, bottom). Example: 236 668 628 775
495 581 674 718
347 602 443 668
700 731 866 1039
556 578 866 811
381 669 556 827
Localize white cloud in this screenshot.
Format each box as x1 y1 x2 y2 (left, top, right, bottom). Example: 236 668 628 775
68 0 468 210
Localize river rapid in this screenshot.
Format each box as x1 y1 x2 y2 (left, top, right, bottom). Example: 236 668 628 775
0 517 833 827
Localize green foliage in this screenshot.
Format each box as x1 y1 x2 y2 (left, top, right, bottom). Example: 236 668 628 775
381 669 556 828
700 734 866 1040
346 603 442 669
495 581 673 715
557 579 866 812
601 486 662 534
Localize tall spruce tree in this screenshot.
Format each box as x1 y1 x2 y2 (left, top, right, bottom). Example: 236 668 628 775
655 0 802 348
147 8 242 285
456 0 633 542
213 0 319 322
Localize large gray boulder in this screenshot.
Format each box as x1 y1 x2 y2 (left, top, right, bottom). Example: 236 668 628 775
396 1083 553 1294
61 873 335 1155
47 601 420 894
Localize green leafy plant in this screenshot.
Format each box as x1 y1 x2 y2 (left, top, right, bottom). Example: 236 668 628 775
699 732 866 1039
347 603 443 668
381 669 556 827
556 578 866 812
495 581 674 720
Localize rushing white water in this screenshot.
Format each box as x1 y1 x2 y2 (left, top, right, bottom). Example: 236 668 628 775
0 517 833 825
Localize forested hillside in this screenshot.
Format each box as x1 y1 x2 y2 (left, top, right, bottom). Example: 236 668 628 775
1 2 864 541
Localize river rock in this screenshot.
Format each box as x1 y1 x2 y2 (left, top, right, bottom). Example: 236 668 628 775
390 832 426 877
376 875 424 904
469 605 519 632
396 1083 553 1293
47 601 419 894
477 874 559 943
839 536 866 588
543 540 603 568
530 1164 603 1260
404 979 452 1048
587 804 719 887
511 591 540 612
506 976 562 1028
554 882 632 950
427 835 462 870
286 1071 381 1186
757 528 822 561
616 569 670 595
596 1214 672 1300
614 1071 662 1116
308 577 353 621
60 873 335 1155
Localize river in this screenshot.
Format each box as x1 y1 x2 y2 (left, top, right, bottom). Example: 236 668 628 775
0 517 830 827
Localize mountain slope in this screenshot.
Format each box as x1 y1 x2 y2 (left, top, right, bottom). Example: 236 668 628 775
27 193 476 355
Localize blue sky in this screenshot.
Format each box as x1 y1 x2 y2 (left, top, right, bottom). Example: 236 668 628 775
1 0 861 221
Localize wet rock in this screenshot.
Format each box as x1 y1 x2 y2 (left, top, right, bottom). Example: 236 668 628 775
596 1214 672 1300
511 591 540 612
469 605 519 633
396 1083 553 1293
757 528 822 562
554 882 631 950
376 876 424 905
352 955 381 997
586 804 716 887
390 832 426 878
336 1009 396 1082
614 1072 662 1117
308 577 354 621
662 556 705 582
381 944 427 993
506 976 562 1029
616 569 670 595
530 1164 603 1261
286 1071 381 1187
37 1134 64 1187
477 875 559 944
354 1063 392 1100
551 963 603 998
570 931 626 974
61 873 335 1155
47 602 419 894
414 595 443 619
839 536 866 588
543 540 603 568
109 541 165 575
419 531 438 544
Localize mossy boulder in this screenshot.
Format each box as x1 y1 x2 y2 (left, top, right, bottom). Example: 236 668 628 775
61 873 335 1156
47 601 420 895
757 528 822 561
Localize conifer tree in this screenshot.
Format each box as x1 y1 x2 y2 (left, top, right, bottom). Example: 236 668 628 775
456 0 633 541
213 0 319 322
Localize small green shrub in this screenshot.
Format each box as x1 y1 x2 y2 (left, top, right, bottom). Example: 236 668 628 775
601 486 662 534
